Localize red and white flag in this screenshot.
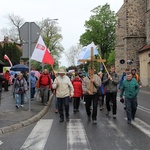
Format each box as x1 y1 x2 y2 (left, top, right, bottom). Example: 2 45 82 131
4 54 12 67
30 35 54 65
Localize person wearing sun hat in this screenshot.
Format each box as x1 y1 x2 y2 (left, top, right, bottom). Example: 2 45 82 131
52 68 74 122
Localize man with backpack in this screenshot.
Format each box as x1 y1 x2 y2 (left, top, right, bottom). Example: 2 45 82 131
37 69 52 106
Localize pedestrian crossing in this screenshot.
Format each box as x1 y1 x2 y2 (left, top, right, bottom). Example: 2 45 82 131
67 119 91 150
125 118 150 137
20 119 53 150
18 117 150 150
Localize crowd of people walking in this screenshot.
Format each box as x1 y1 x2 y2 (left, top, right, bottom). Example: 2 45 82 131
1 64 141 125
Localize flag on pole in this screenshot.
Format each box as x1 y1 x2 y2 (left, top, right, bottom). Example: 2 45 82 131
30 35 54 65
77 42 99 64
4 54 13 67
82 42 99 59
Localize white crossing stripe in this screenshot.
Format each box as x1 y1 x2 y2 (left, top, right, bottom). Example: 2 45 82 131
20 119 53 150
67 119 91 150
99 119 137 150
125 118 150 137
0 140 3 145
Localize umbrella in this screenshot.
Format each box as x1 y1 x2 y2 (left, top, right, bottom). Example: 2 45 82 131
10 64 29 72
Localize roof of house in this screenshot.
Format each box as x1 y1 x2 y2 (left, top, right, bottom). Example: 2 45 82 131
138 44 150 53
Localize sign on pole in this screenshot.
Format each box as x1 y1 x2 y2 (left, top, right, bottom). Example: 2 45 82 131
20 22 40 58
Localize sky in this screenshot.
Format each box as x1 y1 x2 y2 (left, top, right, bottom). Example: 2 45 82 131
0 0 124 67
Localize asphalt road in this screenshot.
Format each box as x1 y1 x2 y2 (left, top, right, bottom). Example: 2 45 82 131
0 89 150 150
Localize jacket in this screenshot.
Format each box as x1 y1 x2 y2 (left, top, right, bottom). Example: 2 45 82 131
38 73 52 89
103 72 119 93
82 74 101 95
53 75 74 98
4 72 10 81
13 77 28 94
30 72 37 88
120 78 140 99
72 77 83 97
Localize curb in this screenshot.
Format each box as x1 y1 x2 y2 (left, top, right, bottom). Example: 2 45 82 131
0 94 54 135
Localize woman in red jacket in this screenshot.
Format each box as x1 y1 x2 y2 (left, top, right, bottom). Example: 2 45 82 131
72 73 83 113
4 70 10 91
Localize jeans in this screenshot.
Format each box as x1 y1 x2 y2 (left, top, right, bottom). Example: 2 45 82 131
31 87 35 98
125 98 137 121
84 94 98 120
15 94 24 105
57 96 70 120
106 92 117 115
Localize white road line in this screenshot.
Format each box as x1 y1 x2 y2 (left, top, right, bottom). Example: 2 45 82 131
20 119 53 150
0 140 3 145
125 118 150 137
99 119 137 150
138 105 150 114
67 119 91 150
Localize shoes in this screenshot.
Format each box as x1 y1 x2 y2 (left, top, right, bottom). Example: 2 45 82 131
59 118 64 122
113 114 116 119
93 120 97 124
74 109 79 113
44 103 48 106
55 109 58 113
106 110 110 115
31 98 34 101
127 120 131 124
73 109 76 113
20 105 24 108
100 107 103 111
66 117 69 122
15 105 19 109
88 116 91 121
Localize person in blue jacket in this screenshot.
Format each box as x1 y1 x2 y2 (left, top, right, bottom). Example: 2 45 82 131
30 71 37 100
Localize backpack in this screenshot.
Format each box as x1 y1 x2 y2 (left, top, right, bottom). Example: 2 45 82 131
39 74 51 85
97 84 106 96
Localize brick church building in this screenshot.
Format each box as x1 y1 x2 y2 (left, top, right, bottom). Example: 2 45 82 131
115 0 150 86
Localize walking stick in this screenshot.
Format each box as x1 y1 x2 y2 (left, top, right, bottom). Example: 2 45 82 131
99 55 110 76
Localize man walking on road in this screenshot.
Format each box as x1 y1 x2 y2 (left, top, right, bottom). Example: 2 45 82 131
103 65 119 119
120 72 140 124
37 69 52 106
82 68 101 124
53 69 74 122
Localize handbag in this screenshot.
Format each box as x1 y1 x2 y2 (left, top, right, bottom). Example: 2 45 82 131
96 84 106 96
88 76 105 96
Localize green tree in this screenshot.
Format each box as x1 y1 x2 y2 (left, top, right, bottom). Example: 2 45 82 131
79 3 117 60
106 50 115 67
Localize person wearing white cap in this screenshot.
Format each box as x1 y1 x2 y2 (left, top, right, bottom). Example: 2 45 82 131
53 68 74 122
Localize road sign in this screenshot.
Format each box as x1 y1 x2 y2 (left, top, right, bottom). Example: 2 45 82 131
20 22 40 58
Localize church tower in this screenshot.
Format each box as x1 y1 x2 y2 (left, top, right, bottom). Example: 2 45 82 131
115 0 146 74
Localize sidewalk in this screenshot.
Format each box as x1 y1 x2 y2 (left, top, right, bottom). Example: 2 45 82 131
0 86 53 135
